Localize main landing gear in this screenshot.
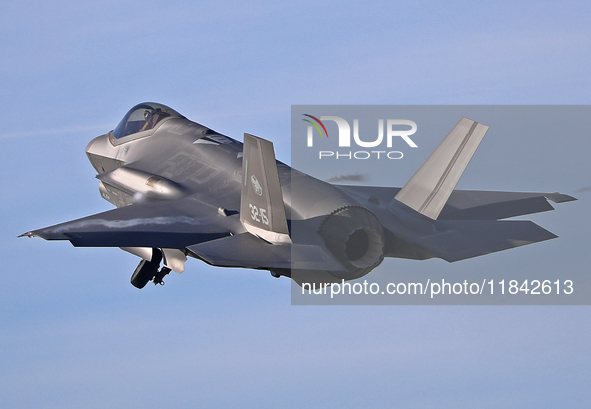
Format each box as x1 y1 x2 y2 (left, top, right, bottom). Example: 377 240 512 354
130 248 171 289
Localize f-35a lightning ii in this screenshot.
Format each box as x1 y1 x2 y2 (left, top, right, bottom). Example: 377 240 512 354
21 103 576 288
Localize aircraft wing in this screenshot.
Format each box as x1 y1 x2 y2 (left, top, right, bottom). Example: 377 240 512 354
20 195 232 248
339 185 576 220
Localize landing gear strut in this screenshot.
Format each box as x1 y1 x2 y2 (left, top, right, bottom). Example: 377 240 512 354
153 267 171 286
130 248 172 289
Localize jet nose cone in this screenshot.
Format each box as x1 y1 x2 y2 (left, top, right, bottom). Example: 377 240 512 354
85 133 107 154
85 132 120 174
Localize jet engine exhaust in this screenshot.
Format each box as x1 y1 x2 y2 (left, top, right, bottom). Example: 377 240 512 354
318 206 385 280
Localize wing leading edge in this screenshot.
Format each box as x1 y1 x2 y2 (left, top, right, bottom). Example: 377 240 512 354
20 196 231 249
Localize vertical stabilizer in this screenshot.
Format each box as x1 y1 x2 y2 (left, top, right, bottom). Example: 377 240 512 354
240 133 291 244
393 117 489 220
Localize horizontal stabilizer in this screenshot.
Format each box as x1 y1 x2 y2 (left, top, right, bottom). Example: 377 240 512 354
188 233 344 271
393 117 489 220
414 220 557 262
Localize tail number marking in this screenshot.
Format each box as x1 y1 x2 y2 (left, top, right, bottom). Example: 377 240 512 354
249 204 269 225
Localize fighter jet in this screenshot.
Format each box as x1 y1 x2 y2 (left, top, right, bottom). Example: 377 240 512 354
21 102 576 288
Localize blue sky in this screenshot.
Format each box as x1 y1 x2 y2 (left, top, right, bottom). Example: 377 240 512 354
1 1 590 408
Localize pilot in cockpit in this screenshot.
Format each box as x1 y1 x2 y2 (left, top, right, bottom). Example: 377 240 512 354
112 102 184 141
140 108 170 132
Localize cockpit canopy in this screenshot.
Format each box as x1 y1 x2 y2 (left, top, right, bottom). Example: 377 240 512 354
113 102 184 139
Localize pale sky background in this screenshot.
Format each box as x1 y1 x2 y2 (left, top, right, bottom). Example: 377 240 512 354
1 1 590 408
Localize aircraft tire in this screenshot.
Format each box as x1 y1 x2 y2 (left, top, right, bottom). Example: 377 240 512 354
130 249 162 289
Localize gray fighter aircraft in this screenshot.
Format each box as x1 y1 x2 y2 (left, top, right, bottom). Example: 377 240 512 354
21 103 576 288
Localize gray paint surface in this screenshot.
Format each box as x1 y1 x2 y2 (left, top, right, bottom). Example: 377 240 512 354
23 103 576 302
2 2 590 407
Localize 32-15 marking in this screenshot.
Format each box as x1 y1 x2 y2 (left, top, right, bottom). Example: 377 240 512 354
249 204 269 225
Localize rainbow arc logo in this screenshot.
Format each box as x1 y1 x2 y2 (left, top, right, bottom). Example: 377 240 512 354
303 114 328 146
